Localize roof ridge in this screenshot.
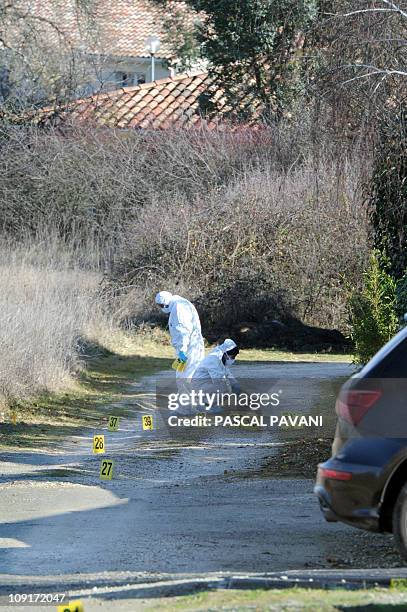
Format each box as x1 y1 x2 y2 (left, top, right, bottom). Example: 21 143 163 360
36 71 210 116
118 71 209 94
32 70 259 131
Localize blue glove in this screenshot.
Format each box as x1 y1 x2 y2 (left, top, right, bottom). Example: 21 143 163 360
178 351 188 363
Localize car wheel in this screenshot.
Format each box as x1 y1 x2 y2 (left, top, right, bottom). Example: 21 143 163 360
393 483 407 561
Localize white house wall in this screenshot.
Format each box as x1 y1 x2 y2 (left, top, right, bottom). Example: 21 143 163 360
76 56 171 96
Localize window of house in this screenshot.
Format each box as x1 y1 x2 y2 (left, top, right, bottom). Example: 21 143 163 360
114 72 135 87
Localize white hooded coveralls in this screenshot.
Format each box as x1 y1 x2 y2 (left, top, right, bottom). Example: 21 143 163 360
192 339 238 395
167 295 205 380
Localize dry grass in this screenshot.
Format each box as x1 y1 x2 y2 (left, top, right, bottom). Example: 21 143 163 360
0 227 351 414
0 235 117 408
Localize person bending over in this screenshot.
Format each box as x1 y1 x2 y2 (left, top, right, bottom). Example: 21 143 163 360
155 291 205 392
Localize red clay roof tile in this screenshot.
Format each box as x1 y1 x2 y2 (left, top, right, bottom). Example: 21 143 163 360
36 71 261 129
26 0 198 59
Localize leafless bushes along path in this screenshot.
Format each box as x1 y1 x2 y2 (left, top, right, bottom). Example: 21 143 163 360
0 117 372 406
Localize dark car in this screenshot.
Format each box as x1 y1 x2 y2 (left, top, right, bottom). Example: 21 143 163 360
314 324 407 560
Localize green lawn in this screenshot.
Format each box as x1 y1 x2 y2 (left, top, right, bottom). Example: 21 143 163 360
81 586 407 611
137 586 407 611
239 347 351 362
103 338 352 363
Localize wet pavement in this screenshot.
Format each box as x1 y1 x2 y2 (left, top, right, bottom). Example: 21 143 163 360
0 361 402 597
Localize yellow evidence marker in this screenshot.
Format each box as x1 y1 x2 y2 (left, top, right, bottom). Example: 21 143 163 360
93 434 105 454
57 600 84 612
171 358 186 372
108 415 120 431
142 415 154 431
100 459 114 480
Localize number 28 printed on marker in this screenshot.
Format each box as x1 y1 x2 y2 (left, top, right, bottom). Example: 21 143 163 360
93 434 105 454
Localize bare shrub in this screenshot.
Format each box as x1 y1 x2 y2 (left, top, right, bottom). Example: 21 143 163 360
0 125 146 241
0 119 313 240
0 119 372 355
110 147 371 335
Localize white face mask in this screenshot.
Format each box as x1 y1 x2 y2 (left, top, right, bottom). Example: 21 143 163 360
158 303 171 314
225 356 235 366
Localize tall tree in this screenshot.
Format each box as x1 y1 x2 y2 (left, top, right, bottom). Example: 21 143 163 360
157 0 317 121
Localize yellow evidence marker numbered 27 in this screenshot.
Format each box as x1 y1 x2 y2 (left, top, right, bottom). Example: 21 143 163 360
57 600 84 612
108 415 120 431
142 415 154 431
100 459 114 480
93 434 105 454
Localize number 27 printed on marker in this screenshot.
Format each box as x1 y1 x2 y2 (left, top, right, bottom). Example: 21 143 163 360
100 460 114 480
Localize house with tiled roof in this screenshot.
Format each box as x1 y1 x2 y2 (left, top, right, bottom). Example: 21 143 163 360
23 0 200 93
46 71 213 129
36 71 261 130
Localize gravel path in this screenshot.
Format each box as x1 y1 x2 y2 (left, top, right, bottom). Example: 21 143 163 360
0 361 403 600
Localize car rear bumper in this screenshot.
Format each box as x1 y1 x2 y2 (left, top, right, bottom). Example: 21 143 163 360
314 459 381 532
314 484 339 522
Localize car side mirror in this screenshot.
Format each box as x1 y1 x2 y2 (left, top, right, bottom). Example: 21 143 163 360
404 313 407 323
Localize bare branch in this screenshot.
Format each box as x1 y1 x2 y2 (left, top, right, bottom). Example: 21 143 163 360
327 8 397 17
340 64 407 85
382 0 407 20
324 0 407 20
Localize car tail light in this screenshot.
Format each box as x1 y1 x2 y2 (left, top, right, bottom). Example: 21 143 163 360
336 389 382 425
318 467 352 481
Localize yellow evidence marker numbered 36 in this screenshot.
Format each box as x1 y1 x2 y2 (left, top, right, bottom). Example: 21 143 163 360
57 600 84 612
108 415 120 431
142 415 154 431
100 459 114 480
93 434 105 454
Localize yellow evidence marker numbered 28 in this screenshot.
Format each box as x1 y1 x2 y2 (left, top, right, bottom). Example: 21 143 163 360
100 459 114 480
142 415 154 431
108 415 120 431
93 434 105 454
57 600 84 612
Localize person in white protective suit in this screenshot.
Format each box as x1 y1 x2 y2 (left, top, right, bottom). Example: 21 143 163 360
155 291 205 384
191 338 240 411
